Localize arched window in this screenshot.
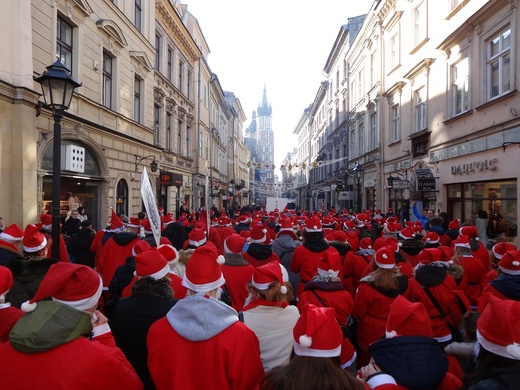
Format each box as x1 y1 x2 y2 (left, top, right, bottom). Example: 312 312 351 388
116 179 129 217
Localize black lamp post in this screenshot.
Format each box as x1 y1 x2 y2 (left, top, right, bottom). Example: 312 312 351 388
35 61 81 261
229 179 235 213
353 164 363 212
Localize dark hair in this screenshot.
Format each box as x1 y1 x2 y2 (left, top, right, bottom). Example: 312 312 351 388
261 355 365 390
302 230 324 241
429 217 441 226
463 344 520 386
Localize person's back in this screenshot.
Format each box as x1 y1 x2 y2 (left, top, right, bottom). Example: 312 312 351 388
147 243 264 389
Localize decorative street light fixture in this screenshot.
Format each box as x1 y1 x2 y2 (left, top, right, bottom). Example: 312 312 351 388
353 163 363 212
135 154 158 172
35 61 81 261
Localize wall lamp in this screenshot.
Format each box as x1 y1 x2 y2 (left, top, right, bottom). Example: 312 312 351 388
387 172 407 187
135 154 158 172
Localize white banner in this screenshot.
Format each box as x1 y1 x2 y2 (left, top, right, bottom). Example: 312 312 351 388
140 167 161 247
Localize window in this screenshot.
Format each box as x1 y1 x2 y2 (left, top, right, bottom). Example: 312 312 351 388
155 34 161 71
452 57 469 115
350 79 356 107
134 0 142 32
178 119 184 154
167 47 173 82
187 70 193 100
203 86 207 107
154 104 160 145
166 112 173 150
390 32 400 70
57 16 73 69
186 124 191 157
102 52 113 109
350 128 357 157
205 134 209 160
413 1 427 47
391 102 400 142
116 179 129 217
415 87 426 132
358 69 364 100
134 76 141 123
370 112 377 151
178 61 184 93
487 26 511 99
358 121 365 155
370 52 377 85
199 130 203 158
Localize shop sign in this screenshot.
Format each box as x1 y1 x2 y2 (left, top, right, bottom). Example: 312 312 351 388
392 179 409 189
415 168 433 178
335 184 345 192
317 193 325 199
417 177 436 191
159 171 183 186
338 191 353 200
451 158 497 175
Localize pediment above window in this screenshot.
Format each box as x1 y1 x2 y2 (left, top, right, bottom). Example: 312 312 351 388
97 19 128 47
129 51 153 72
72 0 93 16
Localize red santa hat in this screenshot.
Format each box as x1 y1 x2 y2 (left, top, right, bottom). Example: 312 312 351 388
373 236 401 252
251 261 287 294
188 227 207 247
477 295 520 360
375 245 396 269
22 224 47 253
141 218 153 234
0 266 14 296
39 213 53 231
182 242 225 292
109 208 124 231
358 237 372 250
157 243 180 266
386 295 432 338
492 242 516 260
223 234 246 254
448 218 461 230
343 220 355 230
161 213 174 226
438 245 454 262
422 231 440 245
332 230 348 243
134 249 170 280
399 227 416 240
305 216 322 233
317 251 341 277
250 225 267 244
131 240 151 257
217 216 231 227
417 247 449 266
459 225 478 240
293 304 343 358
239 230 251 239
0 223 24 241
21 263 103 312
126 217 141 229
384 221 401 234
236 215 251 225
498 250 520 275
278 218 294 232
453 234 471 249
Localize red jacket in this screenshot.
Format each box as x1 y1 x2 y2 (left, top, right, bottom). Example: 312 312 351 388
221 260 255 311
0 305 24 344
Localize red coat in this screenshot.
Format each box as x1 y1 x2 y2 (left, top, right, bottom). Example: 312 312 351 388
215 226 236 249
343 251 372 296
458 255 487 308
0 333 142 389
0 305 24 344
147 315 264 389
97 234 140 287
221 260 255 311
91 229 112 267
352 277 410 351
290 245 339 297
242 250 280 268
42 231 69 263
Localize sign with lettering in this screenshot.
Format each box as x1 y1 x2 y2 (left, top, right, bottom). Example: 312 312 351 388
159 171 183 186
417 177 436 191
415 168 433 178
451 158 497 175
392 179 409 189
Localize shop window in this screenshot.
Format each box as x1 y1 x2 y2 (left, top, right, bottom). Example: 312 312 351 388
42 141 101 176
116 179 128 217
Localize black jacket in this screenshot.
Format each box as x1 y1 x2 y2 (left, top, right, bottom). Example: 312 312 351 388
67 228 95 267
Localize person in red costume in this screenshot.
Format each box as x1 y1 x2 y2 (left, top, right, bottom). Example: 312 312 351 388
147 242 264 389
0 266 23 343
0 262 143 389
242 225 280 268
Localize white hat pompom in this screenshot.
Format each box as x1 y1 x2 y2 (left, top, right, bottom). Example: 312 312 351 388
513 261 520 267
216 255 225 265
383 254 388 259
475 237 479 241
313 225 317 230
280 285 288 294
506 343 520 359
299 334 312 348
21 300 37 312
385 330 398 338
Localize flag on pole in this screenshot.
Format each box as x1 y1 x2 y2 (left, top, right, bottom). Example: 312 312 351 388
140 167 161 247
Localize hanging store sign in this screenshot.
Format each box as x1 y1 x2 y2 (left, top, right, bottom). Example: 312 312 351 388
392 179 409 189
417 177 436 191
160 171 183 187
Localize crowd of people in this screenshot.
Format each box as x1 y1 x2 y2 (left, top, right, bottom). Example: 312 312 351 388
0 203 519 389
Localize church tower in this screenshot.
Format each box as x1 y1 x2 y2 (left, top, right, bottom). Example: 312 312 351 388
255 84 274 184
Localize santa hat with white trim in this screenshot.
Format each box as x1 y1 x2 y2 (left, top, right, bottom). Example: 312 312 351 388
132 240 151 257
305 216 322 233
459 225 479 240
182 242 225 293
39 214 53 232
317 251 341 277
21 262 103 312
109 208 124 231
22 224 47 253
188 227 207 247
386 295 432 338
223 233 246 254
498 249 520 275
375 245 396 269
422 231 440 245
0 223 24 242
134 248 170 280
249 225 267 244
251 261 287 294
293 304 343 358
477 295 520 360
141 218 153 235
158 243 180 266
126 217 142 229
492 242 516 260
453 234 471 249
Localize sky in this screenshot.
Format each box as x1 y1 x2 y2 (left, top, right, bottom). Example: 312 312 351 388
185 0 373 176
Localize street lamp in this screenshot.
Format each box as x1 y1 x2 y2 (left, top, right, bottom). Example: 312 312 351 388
35 61 81 261
229 179 235 213
353 164 363 212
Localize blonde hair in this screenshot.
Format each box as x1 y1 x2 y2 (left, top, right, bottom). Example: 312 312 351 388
369 264 401 291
